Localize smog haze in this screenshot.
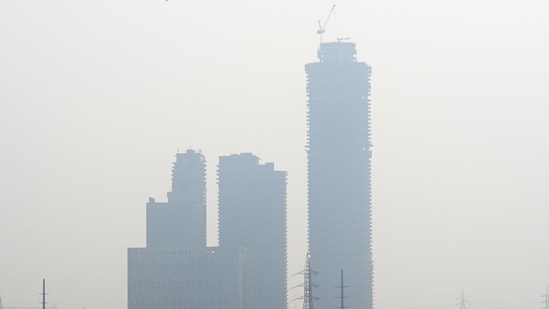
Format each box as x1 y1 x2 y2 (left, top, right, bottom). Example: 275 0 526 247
1 1 549 309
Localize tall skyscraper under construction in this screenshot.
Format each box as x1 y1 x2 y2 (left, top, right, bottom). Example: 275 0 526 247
305 41 373 309
218 153 288 309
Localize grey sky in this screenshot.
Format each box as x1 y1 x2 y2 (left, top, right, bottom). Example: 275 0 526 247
1 1 548 309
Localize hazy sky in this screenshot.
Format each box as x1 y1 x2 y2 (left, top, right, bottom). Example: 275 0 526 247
1 1 549 309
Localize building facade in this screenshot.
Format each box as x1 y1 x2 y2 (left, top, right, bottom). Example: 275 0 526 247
218 153 288 309
305 41 373 309
128 247 247 309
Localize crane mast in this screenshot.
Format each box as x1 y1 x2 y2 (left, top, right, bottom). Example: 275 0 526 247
316 4 335 42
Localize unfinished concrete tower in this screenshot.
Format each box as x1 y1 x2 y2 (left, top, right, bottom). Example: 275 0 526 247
305 40 373 309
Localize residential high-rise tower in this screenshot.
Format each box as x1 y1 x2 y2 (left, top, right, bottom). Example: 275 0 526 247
305 41 373 309
218 153 288 309
146 149 207 248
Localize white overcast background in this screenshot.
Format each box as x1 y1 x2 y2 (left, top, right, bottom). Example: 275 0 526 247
1 1 549 309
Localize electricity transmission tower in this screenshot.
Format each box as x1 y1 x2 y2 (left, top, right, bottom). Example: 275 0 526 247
457 289 468 309
293 253 319 309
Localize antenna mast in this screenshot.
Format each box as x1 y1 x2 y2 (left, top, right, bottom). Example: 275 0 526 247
316 4 336 43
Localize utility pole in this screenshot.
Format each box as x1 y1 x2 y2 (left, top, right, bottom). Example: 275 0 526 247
542 286 549 309
336 269 350 309
41 278 47 309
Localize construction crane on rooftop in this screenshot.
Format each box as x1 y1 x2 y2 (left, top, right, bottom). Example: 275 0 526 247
316 4 336 43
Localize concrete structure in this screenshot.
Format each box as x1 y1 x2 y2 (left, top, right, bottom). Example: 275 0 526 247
218 153 288 309
128 247 247 309
147 149 206 248
305 41 373 309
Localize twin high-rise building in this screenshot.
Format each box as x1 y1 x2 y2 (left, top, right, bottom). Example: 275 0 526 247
128 150 287 309
306 41 373 309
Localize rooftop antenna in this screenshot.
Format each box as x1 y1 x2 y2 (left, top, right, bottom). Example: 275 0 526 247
316 4 336 43
336 269 350 309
